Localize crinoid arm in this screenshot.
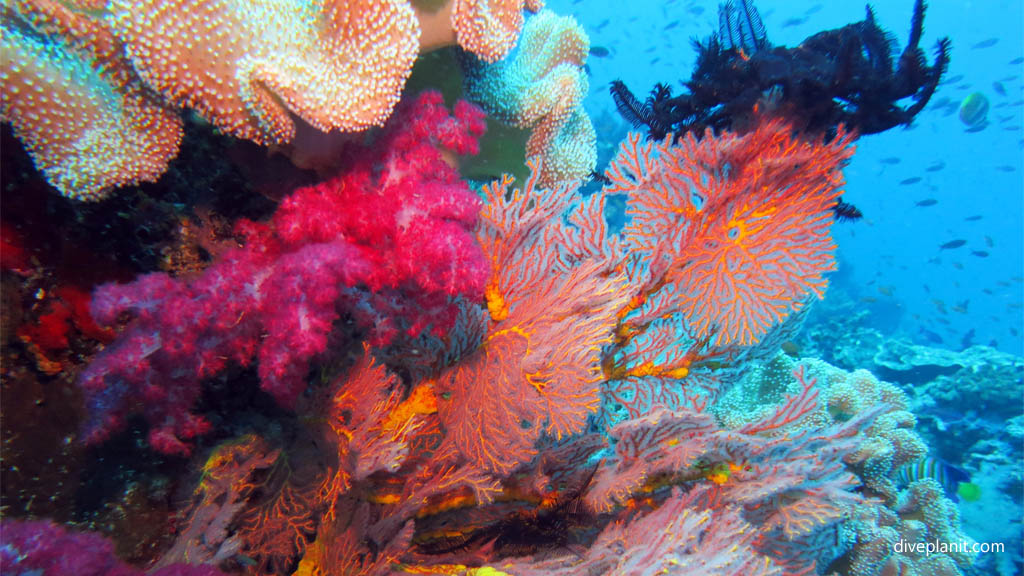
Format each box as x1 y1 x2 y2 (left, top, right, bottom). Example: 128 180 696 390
610 80 653 129
718 0 768 54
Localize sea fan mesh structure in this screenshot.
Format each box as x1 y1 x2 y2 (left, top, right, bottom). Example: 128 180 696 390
607 118 855 346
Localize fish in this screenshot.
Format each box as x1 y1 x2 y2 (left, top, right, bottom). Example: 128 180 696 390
971 250 989 257
805 4 823 15
687 6 705 16
914 198 937 207
993 82 1007 96
925 161 945 172
663 21 680 31
899 177 923 185
952 262 964 270
964 215 983 221
1011 57 1024 65
942 74 965 85
781 17 806 28
961 328 975 349
996 165 1017 172
879 156 901 165
832 198 862 222
589 170 611 185
896 457 979 503
589 46 611 58
972 38 999 49
960 92 990 129
877 285 894 296
939 239 966 250
918 327 944 343
780 341 801 357
985 235 994 247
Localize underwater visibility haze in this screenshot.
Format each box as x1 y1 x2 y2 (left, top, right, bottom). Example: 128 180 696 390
1 0 1022 575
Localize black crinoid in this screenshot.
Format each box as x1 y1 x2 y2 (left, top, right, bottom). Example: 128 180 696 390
611 0 951 142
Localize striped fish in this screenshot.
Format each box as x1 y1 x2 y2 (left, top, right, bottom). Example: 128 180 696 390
896 457 976 502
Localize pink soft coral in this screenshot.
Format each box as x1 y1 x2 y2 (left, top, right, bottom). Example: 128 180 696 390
79 91 489 455
0 519 224 576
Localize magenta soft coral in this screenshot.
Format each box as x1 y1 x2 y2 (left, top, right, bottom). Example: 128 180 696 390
79 91 489 455
0 519 225 576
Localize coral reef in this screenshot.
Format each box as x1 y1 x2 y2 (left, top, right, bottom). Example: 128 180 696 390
716 353 978 576
77 92 489 455
604 116 853 348
2 66 995 576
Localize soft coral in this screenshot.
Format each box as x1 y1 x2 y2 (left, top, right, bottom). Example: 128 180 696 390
79 91 489 455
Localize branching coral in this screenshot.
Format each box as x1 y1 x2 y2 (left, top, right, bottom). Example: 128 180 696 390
435 161 628 476
606 117 853 348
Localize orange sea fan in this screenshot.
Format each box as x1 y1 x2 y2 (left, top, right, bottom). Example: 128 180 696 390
434 162 628 477
608 118 855 346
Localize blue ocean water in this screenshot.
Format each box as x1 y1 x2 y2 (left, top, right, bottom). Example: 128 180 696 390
557 0 1024 356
